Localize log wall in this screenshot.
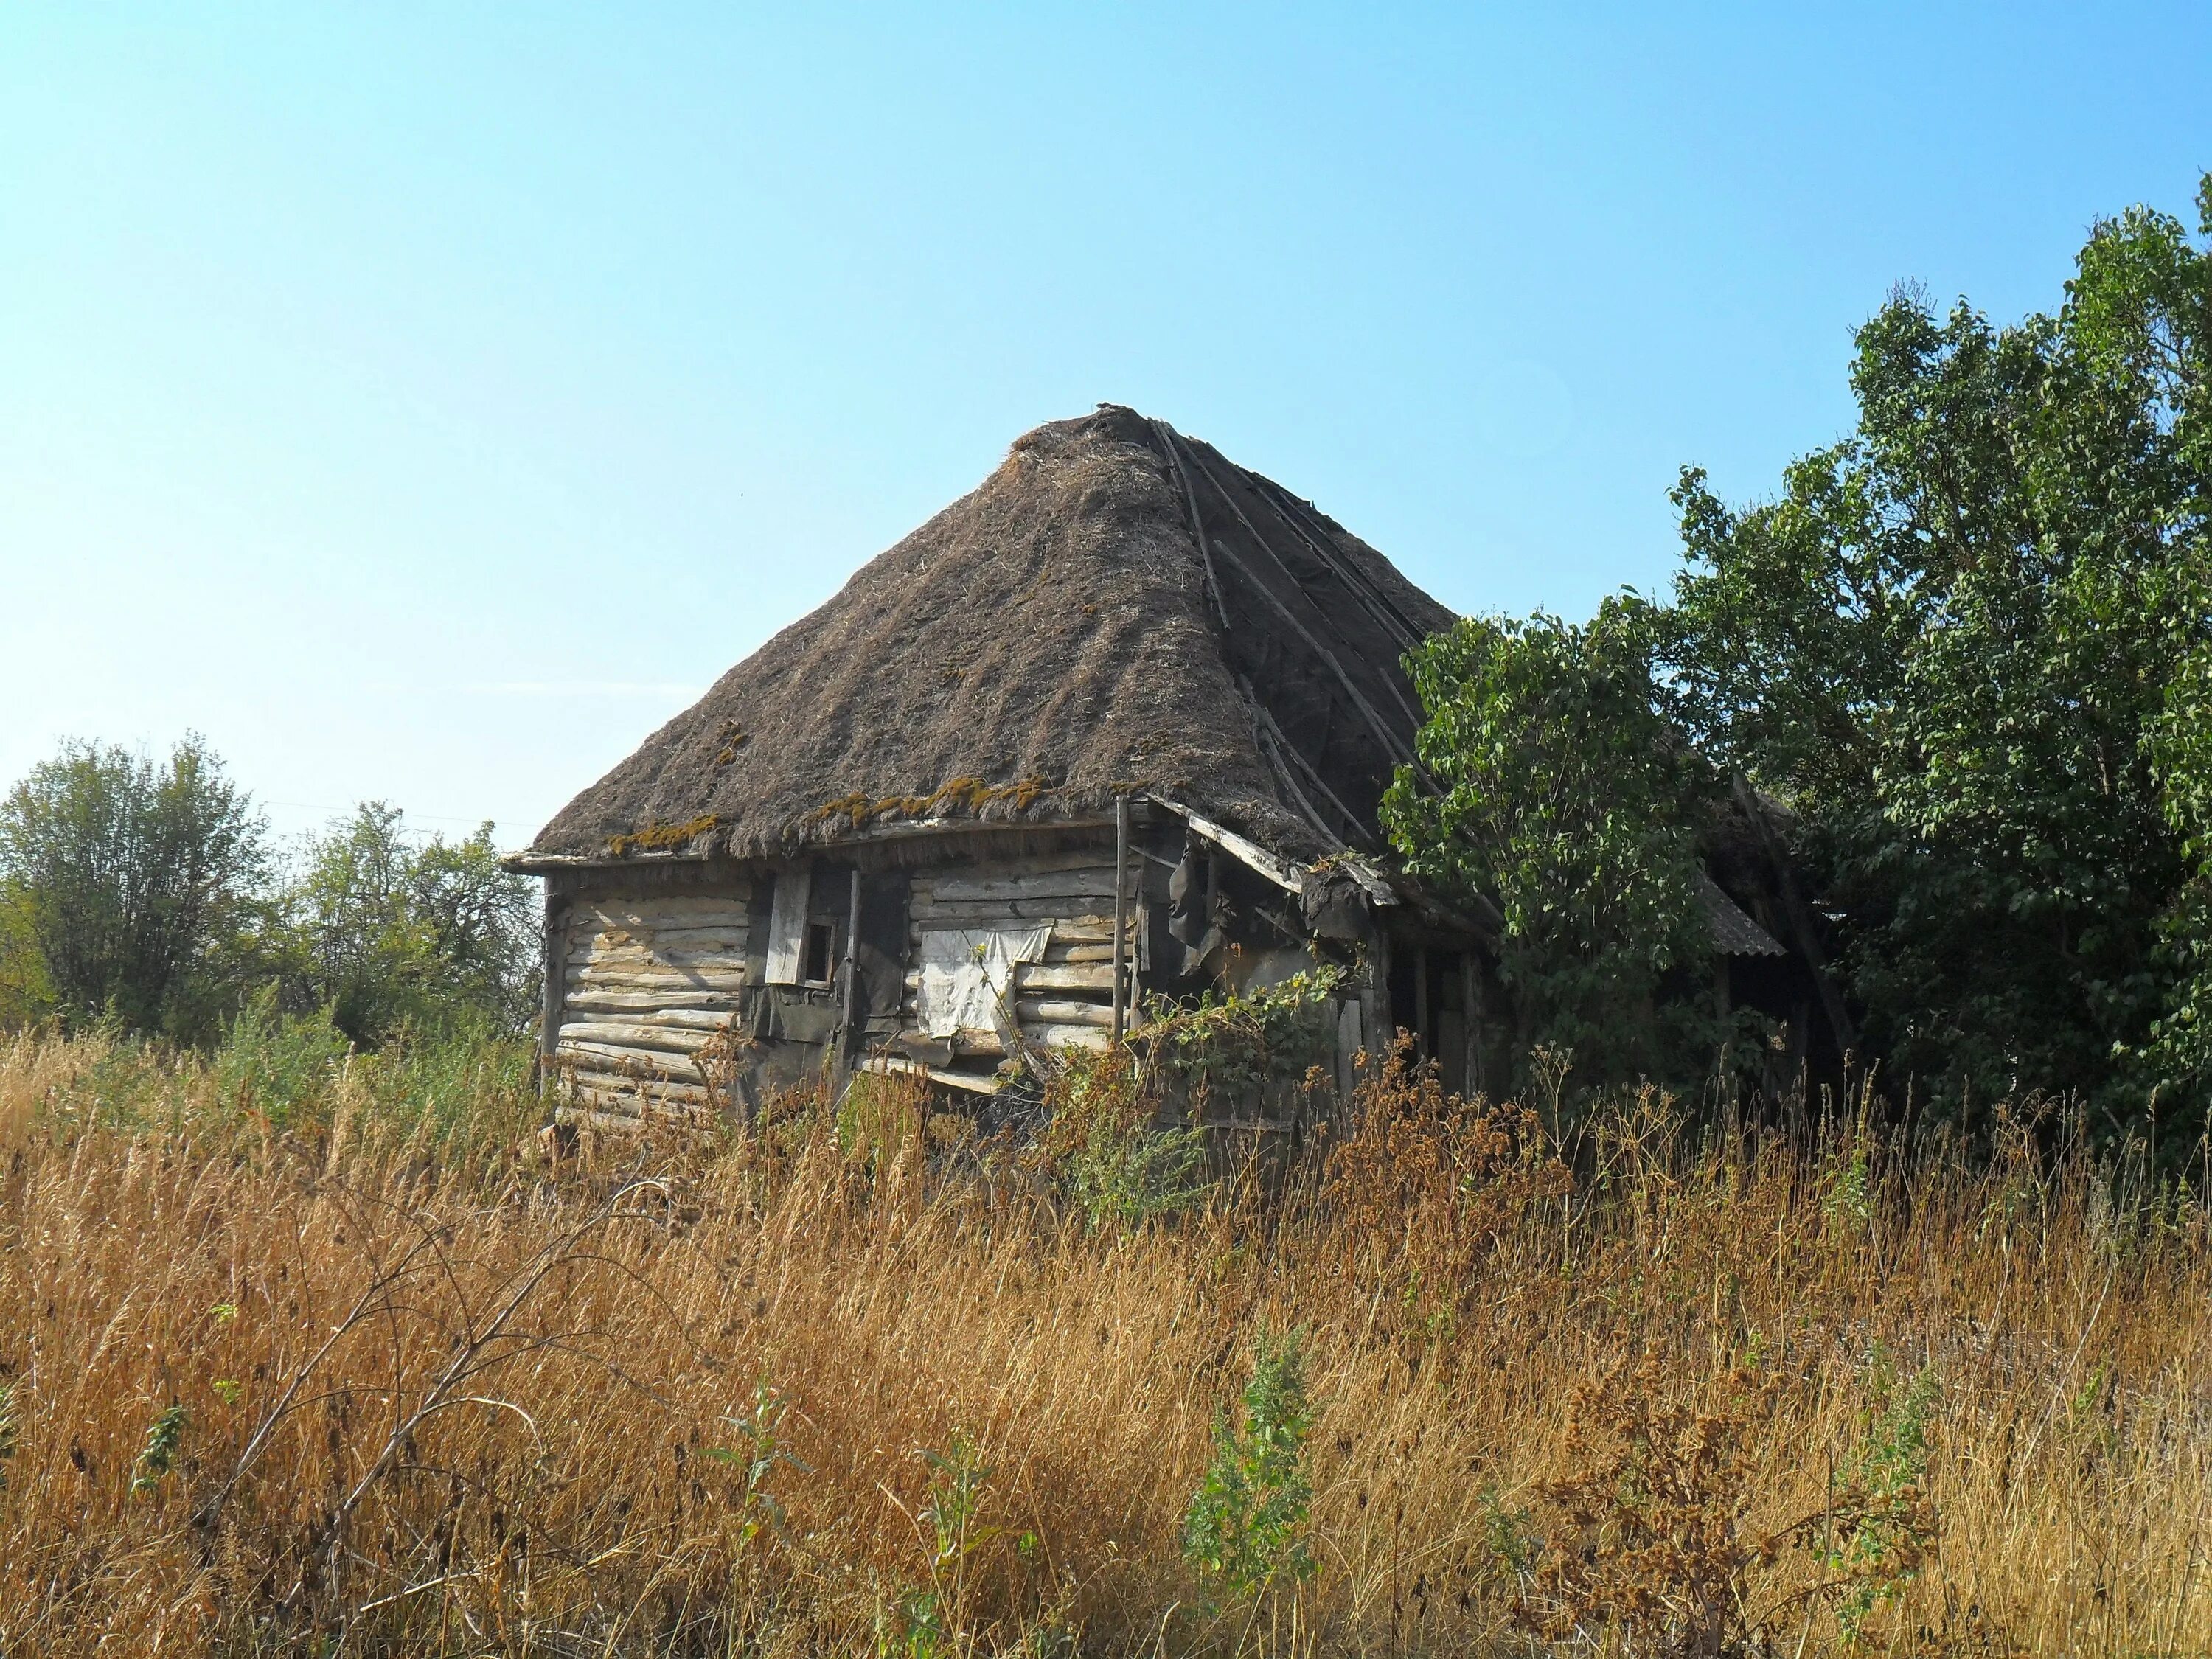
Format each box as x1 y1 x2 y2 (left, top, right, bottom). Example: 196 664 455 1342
900 849 1139 1063
553 879 754 1121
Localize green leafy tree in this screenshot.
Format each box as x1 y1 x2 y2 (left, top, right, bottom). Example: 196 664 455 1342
274 803 538 1046
1660 177 2212 1130
1382 601 1719 1088
0 737 267 1040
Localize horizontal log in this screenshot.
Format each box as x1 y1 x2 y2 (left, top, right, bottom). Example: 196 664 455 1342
1026 1023 1110 1051
568 942 751 967
566 979 749 1001
567 938 749 956
858 1055 999 1096
908 897 1119 925
563 990 740 1014
562 1073 715 1106
918 870 1125 902
559 1021 719 1055
911 846 1116 881
1015 961 1114 993
1016 998 1113 1027
566 961 749 984
561 1005 743 1032
566 919 750 949
568 895 751 923
1048 942 1115 964
557 1040 709 1080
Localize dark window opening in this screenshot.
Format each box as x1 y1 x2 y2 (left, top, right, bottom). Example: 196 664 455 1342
801 920 835 987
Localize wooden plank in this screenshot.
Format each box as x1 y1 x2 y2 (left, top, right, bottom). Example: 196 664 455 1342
567 940 751 964
1017 998 1113 1027
1015 961 1113 994
1026 1023 1110 1051
561 1006 742 1032
908 896 1119 923
563 990 738 1014
859 1054 1001 1096
563 1073 714 1105
568 909 751 937
562 969 752 995
1047 942 1114 964
557 1041 709 1082
568 891 753 917
908 847 1115 882
570 926 751 950
904 917 1116 945
1147 798 1305 894
558 1022 717 1056
919 870 1125 903
568 959 751 981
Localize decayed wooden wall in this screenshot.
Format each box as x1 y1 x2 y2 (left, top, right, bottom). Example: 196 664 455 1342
553 874 753 1120
899 848 1138 1060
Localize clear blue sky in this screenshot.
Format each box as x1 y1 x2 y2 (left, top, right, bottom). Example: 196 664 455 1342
4 5 2207 849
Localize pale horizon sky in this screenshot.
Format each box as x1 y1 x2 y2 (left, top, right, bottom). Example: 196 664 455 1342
4 5 2208 849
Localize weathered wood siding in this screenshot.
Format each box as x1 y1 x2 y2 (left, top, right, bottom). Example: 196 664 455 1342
900 850 1139 1058
554 880 753 1118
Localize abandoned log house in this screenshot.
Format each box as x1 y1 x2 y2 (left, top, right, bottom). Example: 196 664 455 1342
507 405 1795 1128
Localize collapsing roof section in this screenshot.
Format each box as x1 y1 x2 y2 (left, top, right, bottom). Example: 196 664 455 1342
518 404 1455 870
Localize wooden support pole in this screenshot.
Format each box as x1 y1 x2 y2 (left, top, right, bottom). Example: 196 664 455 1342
1413 945 1430 1060
539 878 567 1099
840 867 863 1071
1111 796 1130 1043
1462 950 1481 1096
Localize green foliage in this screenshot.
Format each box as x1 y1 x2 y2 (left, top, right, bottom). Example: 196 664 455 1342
130 1403 189 1498
891 1434 998 1659
1381 175 2211 1138
0 740 540 1054
1820 1358 1940 1639
211 987 349 1131
1043 1048 1207 1230
271 802 538 1047
1381 605 1718 1088
1657 178 2212 1133
705 1381 812 1551
1180 1329 1317 1601
0 736 268 1042
1142 964 1346 1102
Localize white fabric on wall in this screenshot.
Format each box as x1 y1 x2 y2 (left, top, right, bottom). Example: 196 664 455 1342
916 925 1053 1039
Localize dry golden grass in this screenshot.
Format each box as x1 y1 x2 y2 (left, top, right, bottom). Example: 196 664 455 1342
3 1028 2210 1656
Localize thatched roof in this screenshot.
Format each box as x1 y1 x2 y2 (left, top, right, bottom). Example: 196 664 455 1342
518 405 1455 870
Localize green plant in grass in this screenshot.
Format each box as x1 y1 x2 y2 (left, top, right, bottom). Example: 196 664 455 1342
130 1403 188 1498
1181 1329 1318 1604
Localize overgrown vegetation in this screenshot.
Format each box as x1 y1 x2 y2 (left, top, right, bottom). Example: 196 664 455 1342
1387 175 2212 1136
5 1025 2211 1655
0 737 536 1046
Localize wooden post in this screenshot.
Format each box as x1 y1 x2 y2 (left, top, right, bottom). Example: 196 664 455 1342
839 866 863 1071
1413 945 1430 1060
539 877 566 1099
1111 796 1130 1043
1462 950 1480 1096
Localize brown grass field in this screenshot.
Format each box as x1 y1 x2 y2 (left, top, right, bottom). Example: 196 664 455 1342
3 1027 2209 1656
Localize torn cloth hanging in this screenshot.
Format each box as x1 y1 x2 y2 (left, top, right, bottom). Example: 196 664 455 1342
915 925 1054 1039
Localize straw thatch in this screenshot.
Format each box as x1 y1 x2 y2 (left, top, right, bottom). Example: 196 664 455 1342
521 405 1453 867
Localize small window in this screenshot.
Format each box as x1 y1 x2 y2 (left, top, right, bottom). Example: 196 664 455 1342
801 920 835 987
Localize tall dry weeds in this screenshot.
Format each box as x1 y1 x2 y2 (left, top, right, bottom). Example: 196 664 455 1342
2 1028 2209 1655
